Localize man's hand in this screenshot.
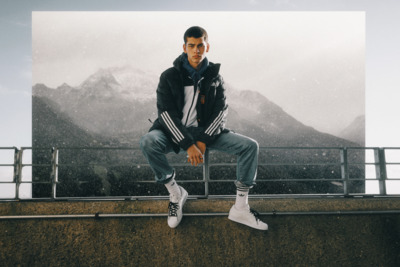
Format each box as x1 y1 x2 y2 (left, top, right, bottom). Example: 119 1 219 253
187 144 204 166
196 141 206 155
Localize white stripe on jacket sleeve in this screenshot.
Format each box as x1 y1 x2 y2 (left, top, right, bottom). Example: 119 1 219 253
205 111 224 136
161 111 185 141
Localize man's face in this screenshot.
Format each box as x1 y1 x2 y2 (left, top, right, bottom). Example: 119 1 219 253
183 36 210 69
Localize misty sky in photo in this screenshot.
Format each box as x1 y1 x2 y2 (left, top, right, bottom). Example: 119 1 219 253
32 11 364 136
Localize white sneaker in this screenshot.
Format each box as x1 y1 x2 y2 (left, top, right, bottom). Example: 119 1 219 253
167 186 188 228
228 205 268 231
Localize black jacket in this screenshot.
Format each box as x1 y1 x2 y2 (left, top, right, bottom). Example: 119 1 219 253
149 53 229 152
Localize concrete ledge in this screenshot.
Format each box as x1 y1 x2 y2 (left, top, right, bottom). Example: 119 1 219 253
1 198 400 266
1 197 400 216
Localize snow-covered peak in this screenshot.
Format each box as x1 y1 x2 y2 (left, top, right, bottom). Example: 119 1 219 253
109 65 158 92
74 66 156 102
79 68 120 90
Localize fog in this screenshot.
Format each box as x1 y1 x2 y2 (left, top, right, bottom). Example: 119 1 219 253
32 11 364 135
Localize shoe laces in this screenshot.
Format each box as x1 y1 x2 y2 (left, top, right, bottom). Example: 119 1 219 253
168 202 179 217
250 208 261 222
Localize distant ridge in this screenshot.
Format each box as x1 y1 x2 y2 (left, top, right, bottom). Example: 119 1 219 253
33 66 362 148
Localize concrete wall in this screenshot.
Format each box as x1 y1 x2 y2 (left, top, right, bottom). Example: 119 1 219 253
1 198 400 267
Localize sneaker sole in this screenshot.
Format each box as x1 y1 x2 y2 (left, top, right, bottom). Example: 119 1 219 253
228 211 268 231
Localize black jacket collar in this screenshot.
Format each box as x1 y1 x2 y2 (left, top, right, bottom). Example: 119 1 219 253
173 53 221 79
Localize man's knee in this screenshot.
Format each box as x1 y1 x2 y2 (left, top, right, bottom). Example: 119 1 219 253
140 130 169 154
140 133 155 152
246 138 259 153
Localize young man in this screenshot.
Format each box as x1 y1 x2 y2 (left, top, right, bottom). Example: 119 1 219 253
140 26 268 230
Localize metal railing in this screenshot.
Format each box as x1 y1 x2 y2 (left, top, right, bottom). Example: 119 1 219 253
1 146 400 201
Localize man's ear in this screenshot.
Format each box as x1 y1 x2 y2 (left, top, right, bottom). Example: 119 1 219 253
183 43 187 53
206 43 210 53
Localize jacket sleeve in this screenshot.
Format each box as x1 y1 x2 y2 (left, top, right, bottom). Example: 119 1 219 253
198 75 228 145
156 71 195 150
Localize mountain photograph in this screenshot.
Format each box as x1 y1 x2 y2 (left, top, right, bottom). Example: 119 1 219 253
32 12 365 198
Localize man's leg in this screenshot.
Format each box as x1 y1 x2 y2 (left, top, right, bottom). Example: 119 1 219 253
209 131 268 230
140 130 188 228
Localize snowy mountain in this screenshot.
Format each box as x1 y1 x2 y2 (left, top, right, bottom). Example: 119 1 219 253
33 66 362 148
77 67 157 102
33 66 158 141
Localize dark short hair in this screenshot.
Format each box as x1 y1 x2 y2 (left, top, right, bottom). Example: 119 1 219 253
183 26 208 43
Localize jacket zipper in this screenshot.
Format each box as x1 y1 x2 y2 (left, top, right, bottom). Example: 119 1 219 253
184 77 202 126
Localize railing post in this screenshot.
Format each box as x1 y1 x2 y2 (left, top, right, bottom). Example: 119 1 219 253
203 149 210 198
50 147 59 199
13 148 23 200
340 147 349 196
374 148 387 196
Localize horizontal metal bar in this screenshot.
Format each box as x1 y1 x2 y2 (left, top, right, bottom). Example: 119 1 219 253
209 178 349 182
21 164 50 167
259 163 342 166
51 162 382 167
57 147 142 150
2 209 400 220
211 163 342 167
23 162 387 167
55 163 189 168
259 147 348 150
3 193 400 202
51 178 361 184
0 177 376 185
18 146 388 150
7 181 52 184
344 162 377 165
74 179 205 184
20 147 142 150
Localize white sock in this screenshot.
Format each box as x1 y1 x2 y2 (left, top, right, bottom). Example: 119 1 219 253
235 188 249 210
164 173 181 202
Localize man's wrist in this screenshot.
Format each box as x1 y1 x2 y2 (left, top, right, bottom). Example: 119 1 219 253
181 140 196 151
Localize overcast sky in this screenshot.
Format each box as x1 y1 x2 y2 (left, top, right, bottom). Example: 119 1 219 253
1 0 400 148
32 11 364 135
